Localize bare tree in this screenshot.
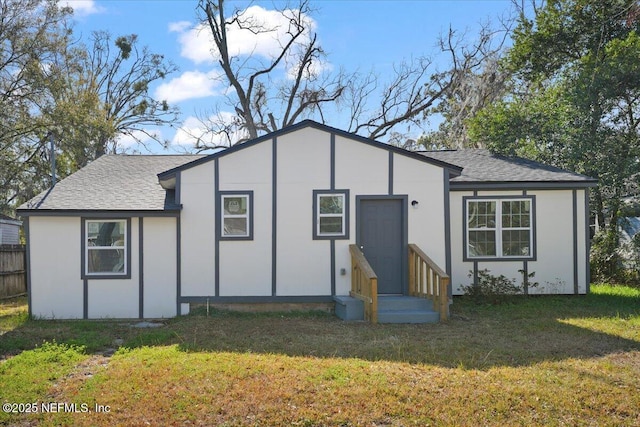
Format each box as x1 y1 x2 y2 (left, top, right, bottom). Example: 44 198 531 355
355 24 509 145
196 0 505 149
197 0 347 147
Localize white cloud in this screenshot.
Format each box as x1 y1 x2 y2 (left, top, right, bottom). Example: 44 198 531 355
168 21 191 33
171 116 213 147
154 70 222 104
62 0 104 16
172 112 248 149
116 129 161 151
171 5 316 65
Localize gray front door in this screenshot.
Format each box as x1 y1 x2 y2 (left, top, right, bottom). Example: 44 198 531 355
359 198 405 294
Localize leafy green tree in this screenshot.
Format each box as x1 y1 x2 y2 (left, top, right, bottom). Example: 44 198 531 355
46 31 180 171
469 0 640 274
420 54 509 150
0 1 179 215
0 0 73 215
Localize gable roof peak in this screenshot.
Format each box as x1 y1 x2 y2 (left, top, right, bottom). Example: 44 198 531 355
157 120 463 180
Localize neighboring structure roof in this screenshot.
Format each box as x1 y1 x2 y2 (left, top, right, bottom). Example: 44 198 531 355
18 155 203 214
421 149 597 188
0 214 21 224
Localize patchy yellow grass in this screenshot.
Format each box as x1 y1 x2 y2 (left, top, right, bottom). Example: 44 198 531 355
1 285 639 426
36 346 640 426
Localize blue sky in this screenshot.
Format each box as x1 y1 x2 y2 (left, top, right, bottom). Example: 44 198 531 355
65 0 516 153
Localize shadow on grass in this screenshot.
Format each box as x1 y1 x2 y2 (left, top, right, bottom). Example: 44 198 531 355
1 288 638 369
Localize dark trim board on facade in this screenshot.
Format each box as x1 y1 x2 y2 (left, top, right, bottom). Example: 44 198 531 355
24 217 32 318
271 137 277 297
450 181 596 191
585 191 591 293
329 133 336 295
180 295 335 304
443 169 452 278
573 189 579 295
138 217 144 319
176 215 182 316
19 210 180 218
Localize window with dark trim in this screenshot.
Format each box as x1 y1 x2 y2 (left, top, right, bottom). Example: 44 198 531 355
220 191 253 240
84 219 130 277
313 190 349 239
465 197 534 260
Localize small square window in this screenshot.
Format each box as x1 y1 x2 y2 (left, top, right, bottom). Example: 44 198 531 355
220 192 253 240
313 190 349 239
83 219 130 278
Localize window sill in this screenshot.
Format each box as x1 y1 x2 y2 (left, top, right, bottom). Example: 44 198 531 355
82 273 131 280
464 256 536 262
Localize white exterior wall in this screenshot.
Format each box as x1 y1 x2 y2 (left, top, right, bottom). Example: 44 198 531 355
143 217 177 318
88 218 139 318
29 215 179 319
175 125 450 299
29 217 84 319
449 189 589 295
393 154 447 270
219 140 273 296
180 161 216 296
277 127 332 295
529 189 587 294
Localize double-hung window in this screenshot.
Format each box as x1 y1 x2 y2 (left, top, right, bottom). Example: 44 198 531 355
465 197 534 260
220 192 253 240
313 190 349 239
84 219 130 277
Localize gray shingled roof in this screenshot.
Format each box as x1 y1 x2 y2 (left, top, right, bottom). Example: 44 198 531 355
421 149 596 183
18 147 596 213
18 155 203 212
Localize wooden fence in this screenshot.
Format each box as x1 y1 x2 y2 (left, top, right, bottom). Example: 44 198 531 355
0 245 26 299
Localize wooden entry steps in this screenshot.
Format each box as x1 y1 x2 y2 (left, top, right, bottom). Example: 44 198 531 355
334 295 440 324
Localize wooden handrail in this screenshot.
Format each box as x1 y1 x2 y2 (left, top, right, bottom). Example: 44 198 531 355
349 244 378 323
408 243 450 321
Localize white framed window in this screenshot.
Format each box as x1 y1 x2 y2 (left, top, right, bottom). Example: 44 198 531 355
220 192 253 240
84 219 129 277
313 190 349 239
465 197 534 260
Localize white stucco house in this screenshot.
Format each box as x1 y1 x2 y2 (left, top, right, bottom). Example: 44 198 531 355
17 121 597 321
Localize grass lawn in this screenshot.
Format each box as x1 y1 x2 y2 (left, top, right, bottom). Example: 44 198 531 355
1 285 639 426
